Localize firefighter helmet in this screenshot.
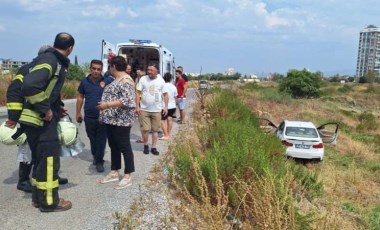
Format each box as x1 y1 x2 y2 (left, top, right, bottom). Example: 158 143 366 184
0 122 27 145
57 121 77 145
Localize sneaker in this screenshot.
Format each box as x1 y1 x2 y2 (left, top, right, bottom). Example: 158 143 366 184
39 199 72 212
143 145 149 154
151 148 159 155
114 177 132 190
98 172 119 184
58 177 68 185
96 163 104 173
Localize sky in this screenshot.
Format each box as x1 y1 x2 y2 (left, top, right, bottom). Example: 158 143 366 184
0 0 379 76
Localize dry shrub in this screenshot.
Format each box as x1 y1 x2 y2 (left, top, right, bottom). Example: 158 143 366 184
0 74 13 106
336 133 375 158
235 167 298 230
313 202 362 230
172 154 229 229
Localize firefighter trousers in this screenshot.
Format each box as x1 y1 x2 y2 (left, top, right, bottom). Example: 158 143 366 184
25 116 60 209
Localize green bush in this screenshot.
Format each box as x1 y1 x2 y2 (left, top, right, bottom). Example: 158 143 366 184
279 69 322 98
67 64 85 81
356 111 379 132
61 81 78 99
337 84 353 93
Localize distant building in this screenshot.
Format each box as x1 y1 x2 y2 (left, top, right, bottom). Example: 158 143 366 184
224 68 235 76
356 25 380 78
0 58 29 73
241 74 260 83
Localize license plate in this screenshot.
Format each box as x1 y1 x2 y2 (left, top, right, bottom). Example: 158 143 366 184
295 144 310 149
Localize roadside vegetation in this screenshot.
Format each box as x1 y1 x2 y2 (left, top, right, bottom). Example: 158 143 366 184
168 88 327 229
0 63 86 105
241 81 380 229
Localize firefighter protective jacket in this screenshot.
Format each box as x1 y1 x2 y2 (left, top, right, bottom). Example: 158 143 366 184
6 63 33 122
19 48 70 127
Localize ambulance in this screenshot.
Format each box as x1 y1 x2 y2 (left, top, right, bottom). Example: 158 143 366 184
101 39 176 77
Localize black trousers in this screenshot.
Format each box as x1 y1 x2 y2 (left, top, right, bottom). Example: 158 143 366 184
106 125 135 174
84 117 107 164
25 117 60 209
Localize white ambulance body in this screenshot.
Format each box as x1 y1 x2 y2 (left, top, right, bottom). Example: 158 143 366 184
101 39 175 77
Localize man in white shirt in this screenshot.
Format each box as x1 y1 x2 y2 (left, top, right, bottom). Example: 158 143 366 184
136 64 168 155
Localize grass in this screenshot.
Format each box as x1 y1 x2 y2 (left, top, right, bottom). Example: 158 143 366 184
239 81 380 229
169 89 324 229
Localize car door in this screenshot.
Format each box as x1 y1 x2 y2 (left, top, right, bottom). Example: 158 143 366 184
101 40 116 74
317 122 339 145
277 121 285 139
259 119 278 134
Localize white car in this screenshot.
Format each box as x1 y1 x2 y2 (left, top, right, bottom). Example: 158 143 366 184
199 80 212 89
262 120 339 161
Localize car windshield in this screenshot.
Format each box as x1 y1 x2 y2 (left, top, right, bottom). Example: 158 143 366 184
285 126 318 138
200 80 207 84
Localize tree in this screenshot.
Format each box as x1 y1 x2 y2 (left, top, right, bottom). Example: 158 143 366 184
329 74 341 82
271 72 284 82
365 70 377 84
358 76 367 83
67 64 85 81
279 69 322 98
81 62 90 76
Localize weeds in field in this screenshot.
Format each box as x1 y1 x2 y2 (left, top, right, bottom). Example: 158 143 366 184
337 85 353 93
356 111 379 131
61 80 79 99
237 82 380 229
169 89 325 229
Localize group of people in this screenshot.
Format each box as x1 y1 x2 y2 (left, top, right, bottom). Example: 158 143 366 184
4 32 189 213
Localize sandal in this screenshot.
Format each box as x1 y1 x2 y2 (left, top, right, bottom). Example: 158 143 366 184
98 172 119 184
114 177 132 190
159 136 169 140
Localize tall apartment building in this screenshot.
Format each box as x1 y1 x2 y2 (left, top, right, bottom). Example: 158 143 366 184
356 25 380 78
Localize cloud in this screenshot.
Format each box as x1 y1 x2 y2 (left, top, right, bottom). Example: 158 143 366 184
156 0 183 11
127 8 138 18
17 0 64 11
81 4 121 18
0 24 5 32
117 22 128 29
228 0 254 9
254 2 289 28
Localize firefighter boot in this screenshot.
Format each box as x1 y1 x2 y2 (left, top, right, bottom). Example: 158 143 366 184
17 162 32 193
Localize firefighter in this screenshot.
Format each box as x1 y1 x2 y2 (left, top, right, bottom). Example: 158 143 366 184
6 58 35 193
5 45 68 194
19 32 74 212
